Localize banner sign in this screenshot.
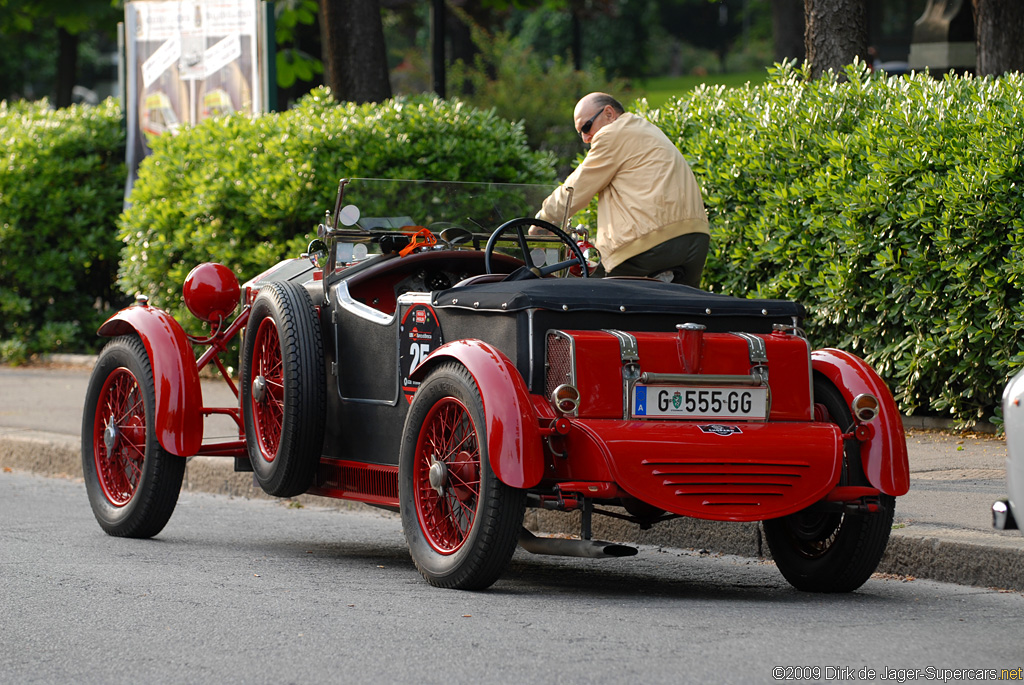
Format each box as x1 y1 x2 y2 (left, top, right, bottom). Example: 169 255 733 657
124 0 264 196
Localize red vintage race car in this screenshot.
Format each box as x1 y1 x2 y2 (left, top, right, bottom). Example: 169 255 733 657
82 178 909 592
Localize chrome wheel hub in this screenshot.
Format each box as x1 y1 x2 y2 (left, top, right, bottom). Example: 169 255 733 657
252 375 267 403
103 418 119 453
428 456 448 496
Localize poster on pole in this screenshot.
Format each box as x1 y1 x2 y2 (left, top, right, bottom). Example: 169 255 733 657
124 0 265 197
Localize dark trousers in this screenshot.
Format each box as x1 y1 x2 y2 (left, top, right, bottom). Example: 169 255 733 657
596 233 710 288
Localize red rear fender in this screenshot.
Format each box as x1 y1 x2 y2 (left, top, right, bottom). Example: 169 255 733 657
97 304 203 457
812 349 909 496
411 340 543 489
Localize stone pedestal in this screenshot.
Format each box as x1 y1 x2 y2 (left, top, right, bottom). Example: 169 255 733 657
907 0 976 72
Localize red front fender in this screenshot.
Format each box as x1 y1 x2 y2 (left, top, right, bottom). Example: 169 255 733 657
812 348 909 496
411 340 543 489
97 304 203 457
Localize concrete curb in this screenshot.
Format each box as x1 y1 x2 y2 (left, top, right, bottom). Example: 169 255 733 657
4 433 1023 592
900 414 998 435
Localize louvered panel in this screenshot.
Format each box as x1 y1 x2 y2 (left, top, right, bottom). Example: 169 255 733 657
594 422 844 521
310 459 399 507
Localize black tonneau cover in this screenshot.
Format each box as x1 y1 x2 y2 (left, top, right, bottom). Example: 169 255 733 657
433 278 804 320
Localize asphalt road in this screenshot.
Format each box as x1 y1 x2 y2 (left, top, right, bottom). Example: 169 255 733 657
4 362 1024 594
3 470 1022 685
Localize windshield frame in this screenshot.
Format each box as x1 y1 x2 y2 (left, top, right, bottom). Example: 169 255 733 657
317 177 564 272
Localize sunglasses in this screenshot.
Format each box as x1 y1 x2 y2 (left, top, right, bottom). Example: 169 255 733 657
579 107 604 137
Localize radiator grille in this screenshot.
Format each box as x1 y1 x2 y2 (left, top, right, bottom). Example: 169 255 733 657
545 331 574 397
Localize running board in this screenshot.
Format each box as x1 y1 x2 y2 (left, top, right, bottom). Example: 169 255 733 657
518 529 638 559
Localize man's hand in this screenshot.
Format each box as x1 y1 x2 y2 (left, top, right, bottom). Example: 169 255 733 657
528 225 553 237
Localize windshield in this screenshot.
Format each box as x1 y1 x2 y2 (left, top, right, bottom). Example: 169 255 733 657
323 177 560 265
333 177 557 231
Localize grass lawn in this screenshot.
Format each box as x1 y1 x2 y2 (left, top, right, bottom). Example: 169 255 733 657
630 71 770 108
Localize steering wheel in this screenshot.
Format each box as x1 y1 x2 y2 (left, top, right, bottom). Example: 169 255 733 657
484 217 589 280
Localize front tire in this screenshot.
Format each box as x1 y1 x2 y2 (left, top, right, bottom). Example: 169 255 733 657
81 335 185 538
399 362 525 589
241 281 326 498
763 377 894 592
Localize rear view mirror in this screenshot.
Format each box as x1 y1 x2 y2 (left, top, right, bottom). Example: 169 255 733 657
306 239 329 268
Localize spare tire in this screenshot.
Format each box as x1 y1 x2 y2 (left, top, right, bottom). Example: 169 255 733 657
241 280 326 497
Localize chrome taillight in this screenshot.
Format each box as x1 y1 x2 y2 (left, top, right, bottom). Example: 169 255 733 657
550 384 581 415
851 393 879 422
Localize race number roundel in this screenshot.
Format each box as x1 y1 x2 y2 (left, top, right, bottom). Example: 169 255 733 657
400 303 443 403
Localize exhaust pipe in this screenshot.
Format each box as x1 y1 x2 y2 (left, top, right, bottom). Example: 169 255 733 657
518 528 638 559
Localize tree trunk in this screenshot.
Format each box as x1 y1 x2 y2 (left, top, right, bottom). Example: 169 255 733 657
319 0 392 104
974 0 1024 75
55 27 78 109
571 10 583 71
804 0 867 78
773 0 806 64
431 0 446 97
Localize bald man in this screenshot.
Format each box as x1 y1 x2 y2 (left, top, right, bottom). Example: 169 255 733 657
535 93 710 287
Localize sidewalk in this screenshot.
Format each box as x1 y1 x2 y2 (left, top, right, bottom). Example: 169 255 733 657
2 359 1023 591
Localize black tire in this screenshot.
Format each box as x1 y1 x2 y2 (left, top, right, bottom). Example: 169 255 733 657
241 280 326 497
399 362 526 589
81 335 185 538
763 377 894 592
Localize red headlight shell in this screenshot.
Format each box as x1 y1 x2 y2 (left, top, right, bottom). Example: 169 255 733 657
183 263 240 323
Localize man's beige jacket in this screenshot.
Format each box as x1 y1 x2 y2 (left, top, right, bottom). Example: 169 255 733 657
536 112 709 272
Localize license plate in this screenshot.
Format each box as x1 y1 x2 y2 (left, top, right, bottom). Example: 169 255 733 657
632 385 768 420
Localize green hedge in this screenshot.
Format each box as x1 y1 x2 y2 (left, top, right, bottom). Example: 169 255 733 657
7 71 1023 426
118 90 556 328
0 99 127 362
638 63 1024 424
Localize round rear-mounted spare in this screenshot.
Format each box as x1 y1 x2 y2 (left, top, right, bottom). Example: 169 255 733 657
851 393 879 422
183 263 240 323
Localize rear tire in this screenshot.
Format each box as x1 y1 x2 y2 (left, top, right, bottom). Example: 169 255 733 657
763 378 894 592
81 335 184 538
241 281 326 497
399 362 525 589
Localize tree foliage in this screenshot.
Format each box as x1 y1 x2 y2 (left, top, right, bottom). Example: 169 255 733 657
446 4 630 175
117 90 555 326
274 0 323 89
0 0 120 105
0 98 126 362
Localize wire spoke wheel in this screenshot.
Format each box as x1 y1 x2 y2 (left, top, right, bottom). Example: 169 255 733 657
763 377 894 592
783 510 844 559
250 317 285 463
241 280 326 498
81 335 184 538
400 362 525 590
414 397 483 554
93 367 147 506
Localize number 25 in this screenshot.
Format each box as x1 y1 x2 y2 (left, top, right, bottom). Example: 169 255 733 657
409 342 431 368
